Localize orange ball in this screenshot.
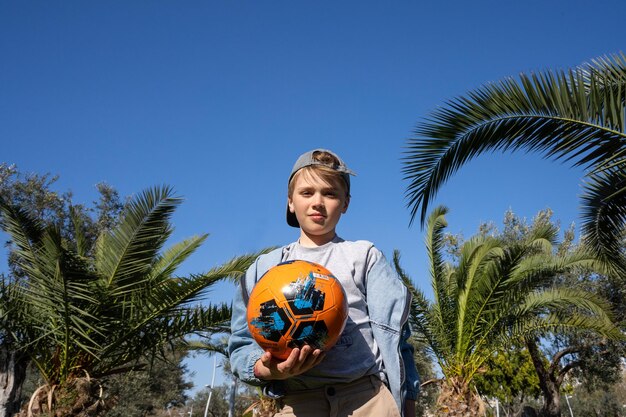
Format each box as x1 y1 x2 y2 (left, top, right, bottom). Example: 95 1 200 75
246 260 348 360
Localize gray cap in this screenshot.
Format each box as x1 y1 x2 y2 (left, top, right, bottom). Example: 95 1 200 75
286 149 356 228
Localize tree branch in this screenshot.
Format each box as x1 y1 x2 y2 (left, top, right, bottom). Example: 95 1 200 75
556 360 584 386
548 346 579 376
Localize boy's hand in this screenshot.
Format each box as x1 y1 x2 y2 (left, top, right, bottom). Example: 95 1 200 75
253 346 325 380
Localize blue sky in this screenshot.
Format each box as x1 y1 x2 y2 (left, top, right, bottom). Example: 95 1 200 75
2 0 625 394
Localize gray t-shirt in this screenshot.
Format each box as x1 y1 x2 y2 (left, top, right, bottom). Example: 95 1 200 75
281 235 386 391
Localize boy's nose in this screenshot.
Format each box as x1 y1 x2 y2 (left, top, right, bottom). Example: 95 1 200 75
312 193 324 206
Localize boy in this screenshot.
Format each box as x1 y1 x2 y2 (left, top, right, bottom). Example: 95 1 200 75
229 149 419 416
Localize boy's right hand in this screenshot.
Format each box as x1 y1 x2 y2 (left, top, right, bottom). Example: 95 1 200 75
253 345 325 380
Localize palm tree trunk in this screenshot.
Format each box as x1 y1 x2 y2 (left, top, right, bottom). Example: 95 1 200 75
436 379 486 417
15 377 112 417
525 338 561 417
0 344 28 417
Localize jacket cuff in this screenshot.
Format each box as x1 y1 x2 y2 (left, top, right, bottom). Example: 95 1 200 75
243 350 265 386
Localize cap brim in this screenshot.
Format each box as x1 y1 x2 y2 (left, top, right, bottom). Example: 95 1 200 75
286 206 299 228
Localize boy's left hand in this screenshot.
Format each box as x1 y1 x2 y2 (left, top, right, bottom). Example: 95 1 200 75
253 345 325 380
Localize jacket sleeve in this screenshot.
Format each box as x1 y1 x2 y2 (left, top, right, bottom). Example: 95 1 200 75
400 322 420 401
365 246 420 408
227 257 266 386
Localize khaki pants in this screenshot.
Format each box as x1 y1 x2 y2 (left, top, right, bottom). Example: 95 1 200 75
274 376 401 417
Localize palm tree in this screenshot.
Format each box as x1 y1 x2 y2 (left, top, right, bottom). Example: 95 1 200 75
0 280 29 417
395 206 622 416
0 186 264 416
403 53 626 274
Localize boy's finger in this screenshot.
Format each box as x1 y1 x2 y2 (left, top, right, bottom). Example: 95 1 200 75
306 349 325 368
280 348 300 369
296 348 321 372
260 351 272 365
298 345 312 362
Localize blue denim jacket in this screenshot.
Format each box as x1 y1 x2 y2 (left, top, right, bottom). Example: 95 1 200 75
228 246 420 416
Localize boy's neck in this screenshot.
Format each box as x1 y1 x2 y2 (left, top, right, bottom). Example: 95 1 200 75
298 230 337 247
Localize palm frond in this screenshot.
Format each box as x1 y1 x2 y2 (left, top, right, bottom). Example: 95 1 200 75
104 234 209 300
201 254 256 283
514 287 615 322
95 185 181 288
424 206 450 319
5 221 104 383
214 247 278 283
393 250 440 355
407 206 623 397
423 207 460 361
99 249 262 363
403 52 626 267
1 184 260 387
70 206 90 257
465 241 608 354
99 304 232 373
580 169 626 274
147 234 209 283
512 311 623 342
0 198 45 269
185 338 229 357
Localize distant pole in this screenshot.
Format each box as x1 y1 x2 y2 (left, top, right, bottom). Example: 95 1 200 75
495 398 499 417
227 375 238 417
188 405 193 417
203 356 218 417
565 395 574 417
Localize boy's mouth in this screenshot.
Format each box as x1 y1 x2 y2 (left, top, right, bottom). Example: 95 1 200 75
309 213 326 221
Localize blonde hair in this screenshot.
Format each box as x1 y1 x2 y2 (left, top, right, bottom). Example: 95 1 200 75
288 151 350 198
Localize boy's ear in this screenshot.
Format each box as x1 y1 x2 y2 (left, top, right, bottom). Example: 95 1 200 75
342 196 350 213
288 197 295 213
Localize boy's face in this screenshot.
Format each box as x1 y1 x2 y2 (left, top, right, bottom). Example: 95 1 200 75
288 169 349 246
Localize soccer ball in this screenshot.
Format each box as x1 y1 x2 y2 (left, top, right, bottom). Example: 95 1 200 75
246 260 348 360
